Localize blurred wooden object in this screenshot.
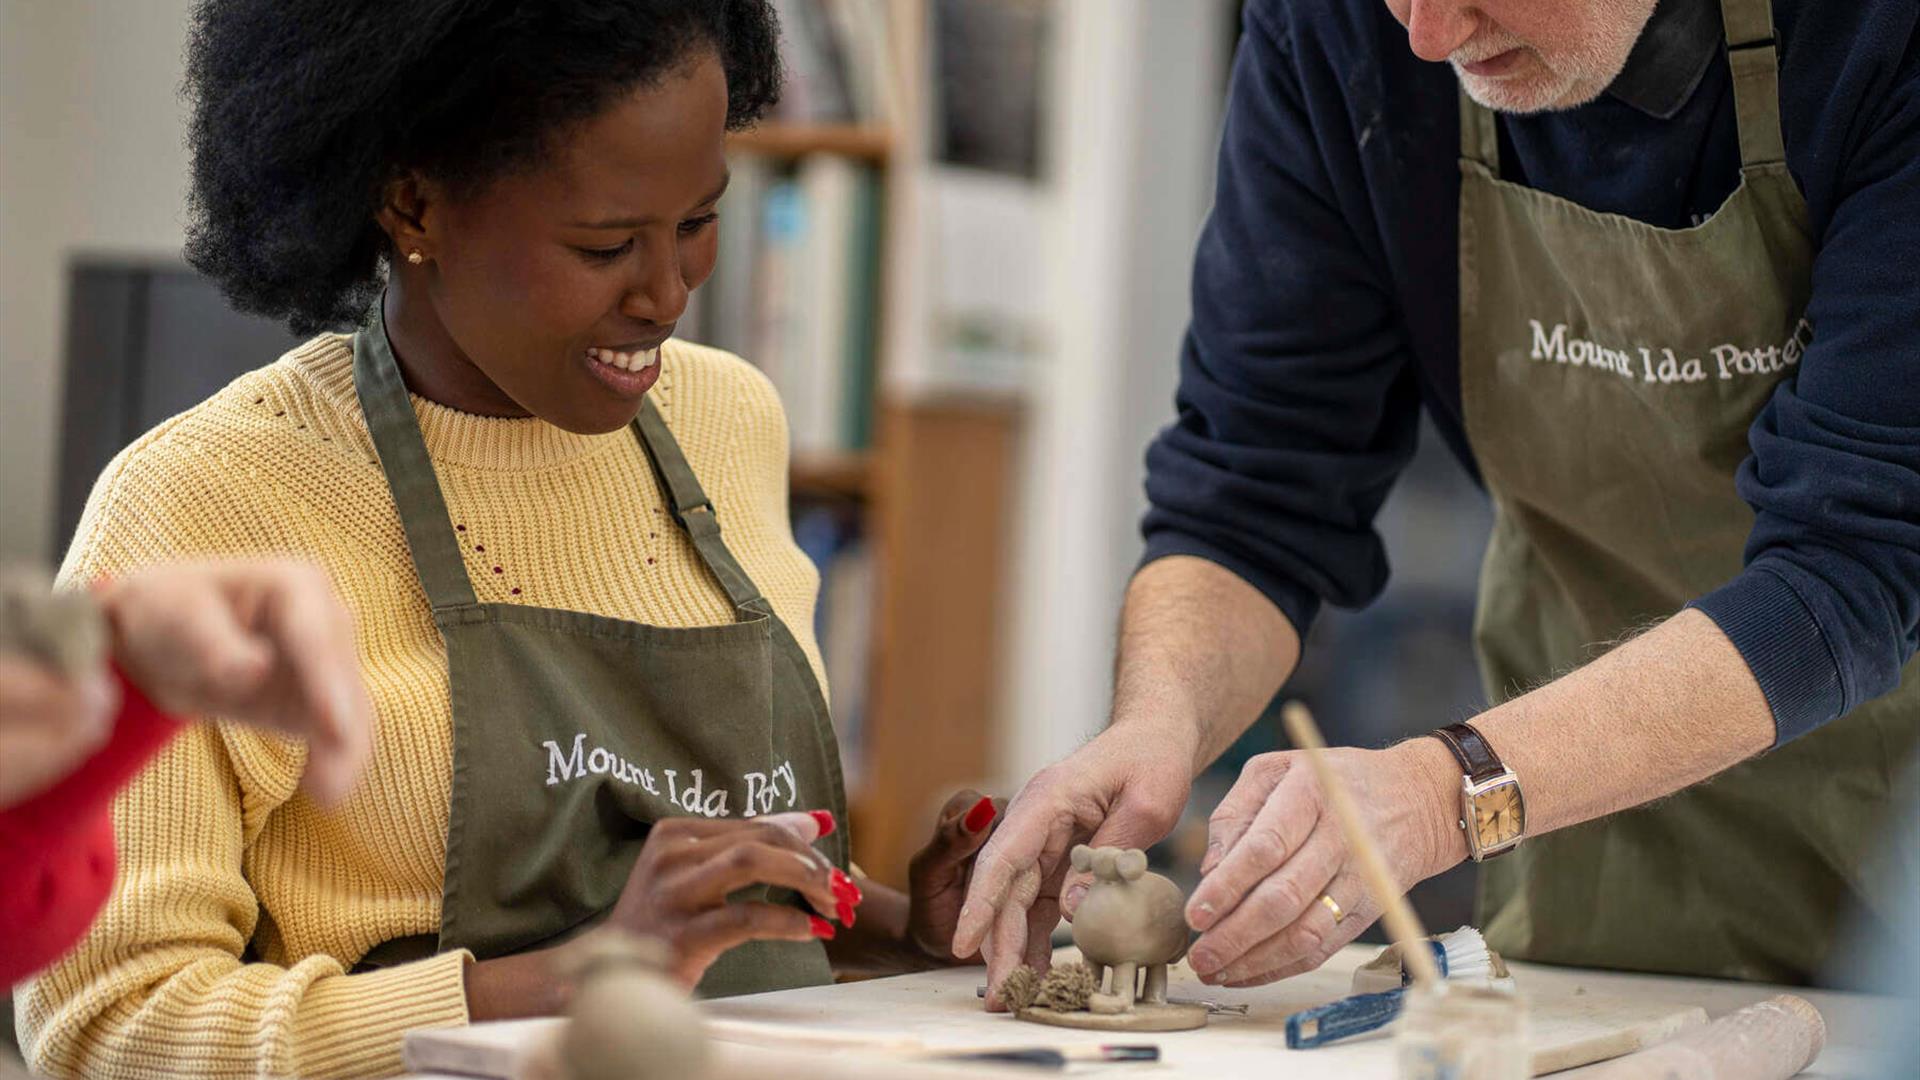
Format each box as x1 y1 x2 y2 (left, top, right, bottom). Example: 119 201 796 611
861 398 1018 885
728 2 1017 885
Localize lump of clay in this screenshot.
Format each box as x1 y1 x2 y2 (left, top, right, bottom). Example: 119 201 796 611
515 931 709 1080
1069 845 1189 1014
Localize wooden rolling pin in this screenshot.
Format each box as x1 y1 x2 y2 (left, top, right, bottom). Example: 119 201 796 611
1551 995 1825 1079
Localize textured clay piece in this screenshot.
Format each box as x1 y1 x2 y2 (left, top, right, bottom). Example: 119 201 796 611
1000 964 1042 1012
1034 962 1097 1012
0 567 105 679
1015 846 1207 1033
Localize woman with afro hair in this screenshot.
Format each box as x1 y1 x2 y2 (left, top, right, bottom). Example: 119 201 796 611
18 3 1005 1076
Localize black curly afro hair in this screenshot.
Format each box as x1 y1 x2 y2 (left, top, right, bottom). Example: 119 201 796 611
183 1 782 335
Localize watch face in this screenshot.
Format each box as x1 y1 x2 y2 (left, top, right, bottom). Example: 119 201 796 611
1471 778 1524 851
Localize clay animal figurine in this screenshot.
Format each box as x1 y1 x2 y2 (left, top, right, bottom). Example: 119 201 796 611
1069 844 1190 1014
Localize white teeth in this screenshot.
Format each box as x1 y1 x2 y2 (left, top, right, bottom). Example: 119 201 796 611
588 347 661 372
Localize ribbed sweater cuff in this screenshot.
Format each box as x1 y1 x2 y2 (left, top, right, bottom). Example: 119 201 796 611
291 950 471 1078
1690 566 1845 746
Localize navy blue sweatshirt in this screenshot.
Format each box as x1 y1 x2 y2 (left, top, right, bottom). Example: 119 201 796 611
1142 0 1920 743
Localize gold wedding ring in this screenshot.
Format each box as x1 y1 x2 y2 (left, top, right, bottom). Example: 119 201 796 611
1319 893 1346 924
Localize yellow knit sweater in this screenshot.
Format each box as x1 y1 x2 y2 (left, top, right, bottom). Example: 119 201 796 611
18 334 826 1079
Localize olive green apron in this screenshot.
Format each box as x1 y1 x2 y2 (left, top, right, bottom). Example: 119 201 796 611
348 305 848 997
1460 0 1918 983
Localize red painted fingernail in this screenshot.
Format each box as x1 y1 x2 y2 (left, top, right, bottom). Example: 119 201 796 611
837 899 856 927
963 796 996 833
809 810 836 838
831 868 851 890
809 915 836 940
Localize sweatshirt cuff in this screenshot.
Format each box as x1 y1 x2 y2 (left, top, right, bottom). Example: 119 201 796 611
1689 566 1845 745
292 949 473 1078
1139 531 1320 639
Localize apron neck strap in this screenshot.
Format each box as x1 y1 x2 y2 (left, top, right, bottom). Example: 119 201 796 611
1718 0 1786 168
632 399 773 617
1458 85 1502 170
351 301 481 612
1458 0 1786 172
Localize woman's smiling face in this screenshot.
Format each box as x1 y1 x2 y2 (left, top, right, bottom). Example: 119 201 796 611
384 50 731 434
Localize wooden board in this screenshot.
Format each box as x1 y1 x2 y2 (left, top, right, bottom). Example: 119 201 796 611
408 945 1712 1079
699 947 1703 1077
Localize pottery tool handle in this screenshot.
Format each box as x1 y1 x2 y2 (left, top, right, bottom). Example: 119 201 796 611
1287 987 1408 1049
1551 995 1825 1080
1280 702 1441 986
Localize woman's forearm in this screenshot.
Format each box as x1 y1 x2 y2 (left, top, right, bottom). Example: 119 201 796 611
1407 608 1776 863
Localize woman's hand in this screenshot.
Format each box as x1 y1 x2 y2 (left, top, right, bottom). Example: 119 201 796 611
1183 741 1462 986
466 810 858 1020
605 810 857 988
0 653 117 807
99 560 373 804
906 790 1003 962
1 559 373 808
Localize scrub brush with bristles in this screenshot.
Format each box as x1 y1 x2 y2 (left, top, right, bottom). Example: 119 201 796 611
1288 926 1515 1049
1350 925 1514 995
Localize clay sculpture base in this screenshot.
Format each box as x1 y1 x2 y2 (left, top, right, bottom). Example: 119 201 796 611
1016 1002 1208 1032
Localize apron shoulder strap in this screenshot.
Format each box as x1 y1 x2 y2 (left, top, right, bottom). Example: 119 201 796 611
1458 85 1501 172
631 398 773 617
351 311 479 613
1718 0 1787 168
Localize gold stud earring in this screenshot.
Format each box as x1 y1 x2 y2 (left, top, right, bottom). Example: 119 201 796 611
406 250 424 265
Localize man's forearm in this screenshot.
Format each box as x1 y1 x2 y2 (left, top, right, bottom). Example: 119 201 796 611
1109 556 1302 774
1401 608 1777 862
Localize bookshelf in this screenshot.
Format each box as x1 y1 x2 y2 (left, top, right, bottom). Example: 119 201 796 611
710 1 1018 886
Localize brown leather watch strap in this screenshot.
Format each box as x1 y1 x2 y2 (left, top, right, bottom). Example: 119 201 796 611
1430 722 1506 784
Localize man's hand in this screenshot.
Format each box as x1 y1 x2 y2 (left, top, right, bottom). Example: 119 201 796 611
951 726 1193 1008
100 560 374 804
1183 741 1459 986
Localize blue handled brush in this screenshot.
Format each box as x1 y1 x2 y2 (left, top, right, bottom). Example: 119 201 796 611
1285 927 1512 1049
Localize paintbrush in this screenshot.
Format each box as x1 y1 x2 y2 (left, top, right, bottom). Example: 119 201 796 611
926 1044 1159 1069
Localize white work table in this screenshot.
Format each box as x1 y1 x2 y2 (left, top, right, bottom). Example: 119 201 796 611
405 944 1901 1079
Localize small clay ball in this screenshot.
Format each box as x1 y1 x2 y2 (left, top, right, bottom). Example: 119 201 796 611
561 966 709 1080
1035 962 1097 1012
1000 965 1041 1011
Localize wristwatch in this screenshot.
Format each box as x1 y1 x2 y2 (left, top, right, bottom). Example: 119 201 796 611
1428 722 1524 861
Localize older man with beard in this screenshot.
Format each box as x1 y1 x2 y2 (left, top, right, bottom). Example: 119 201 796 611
961 0 1920 1003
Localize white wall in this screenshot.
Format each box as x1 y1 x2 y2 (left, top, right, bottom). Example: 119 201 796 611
998 0 1231 785
0 0 196 563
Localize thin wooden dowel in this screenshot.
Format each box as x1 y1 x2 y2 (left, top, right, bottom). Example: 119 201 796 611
1280 701 1442 988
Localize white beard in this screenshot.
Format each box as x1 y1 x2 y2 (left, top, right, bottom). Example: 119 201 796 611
1452 0 1659 115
